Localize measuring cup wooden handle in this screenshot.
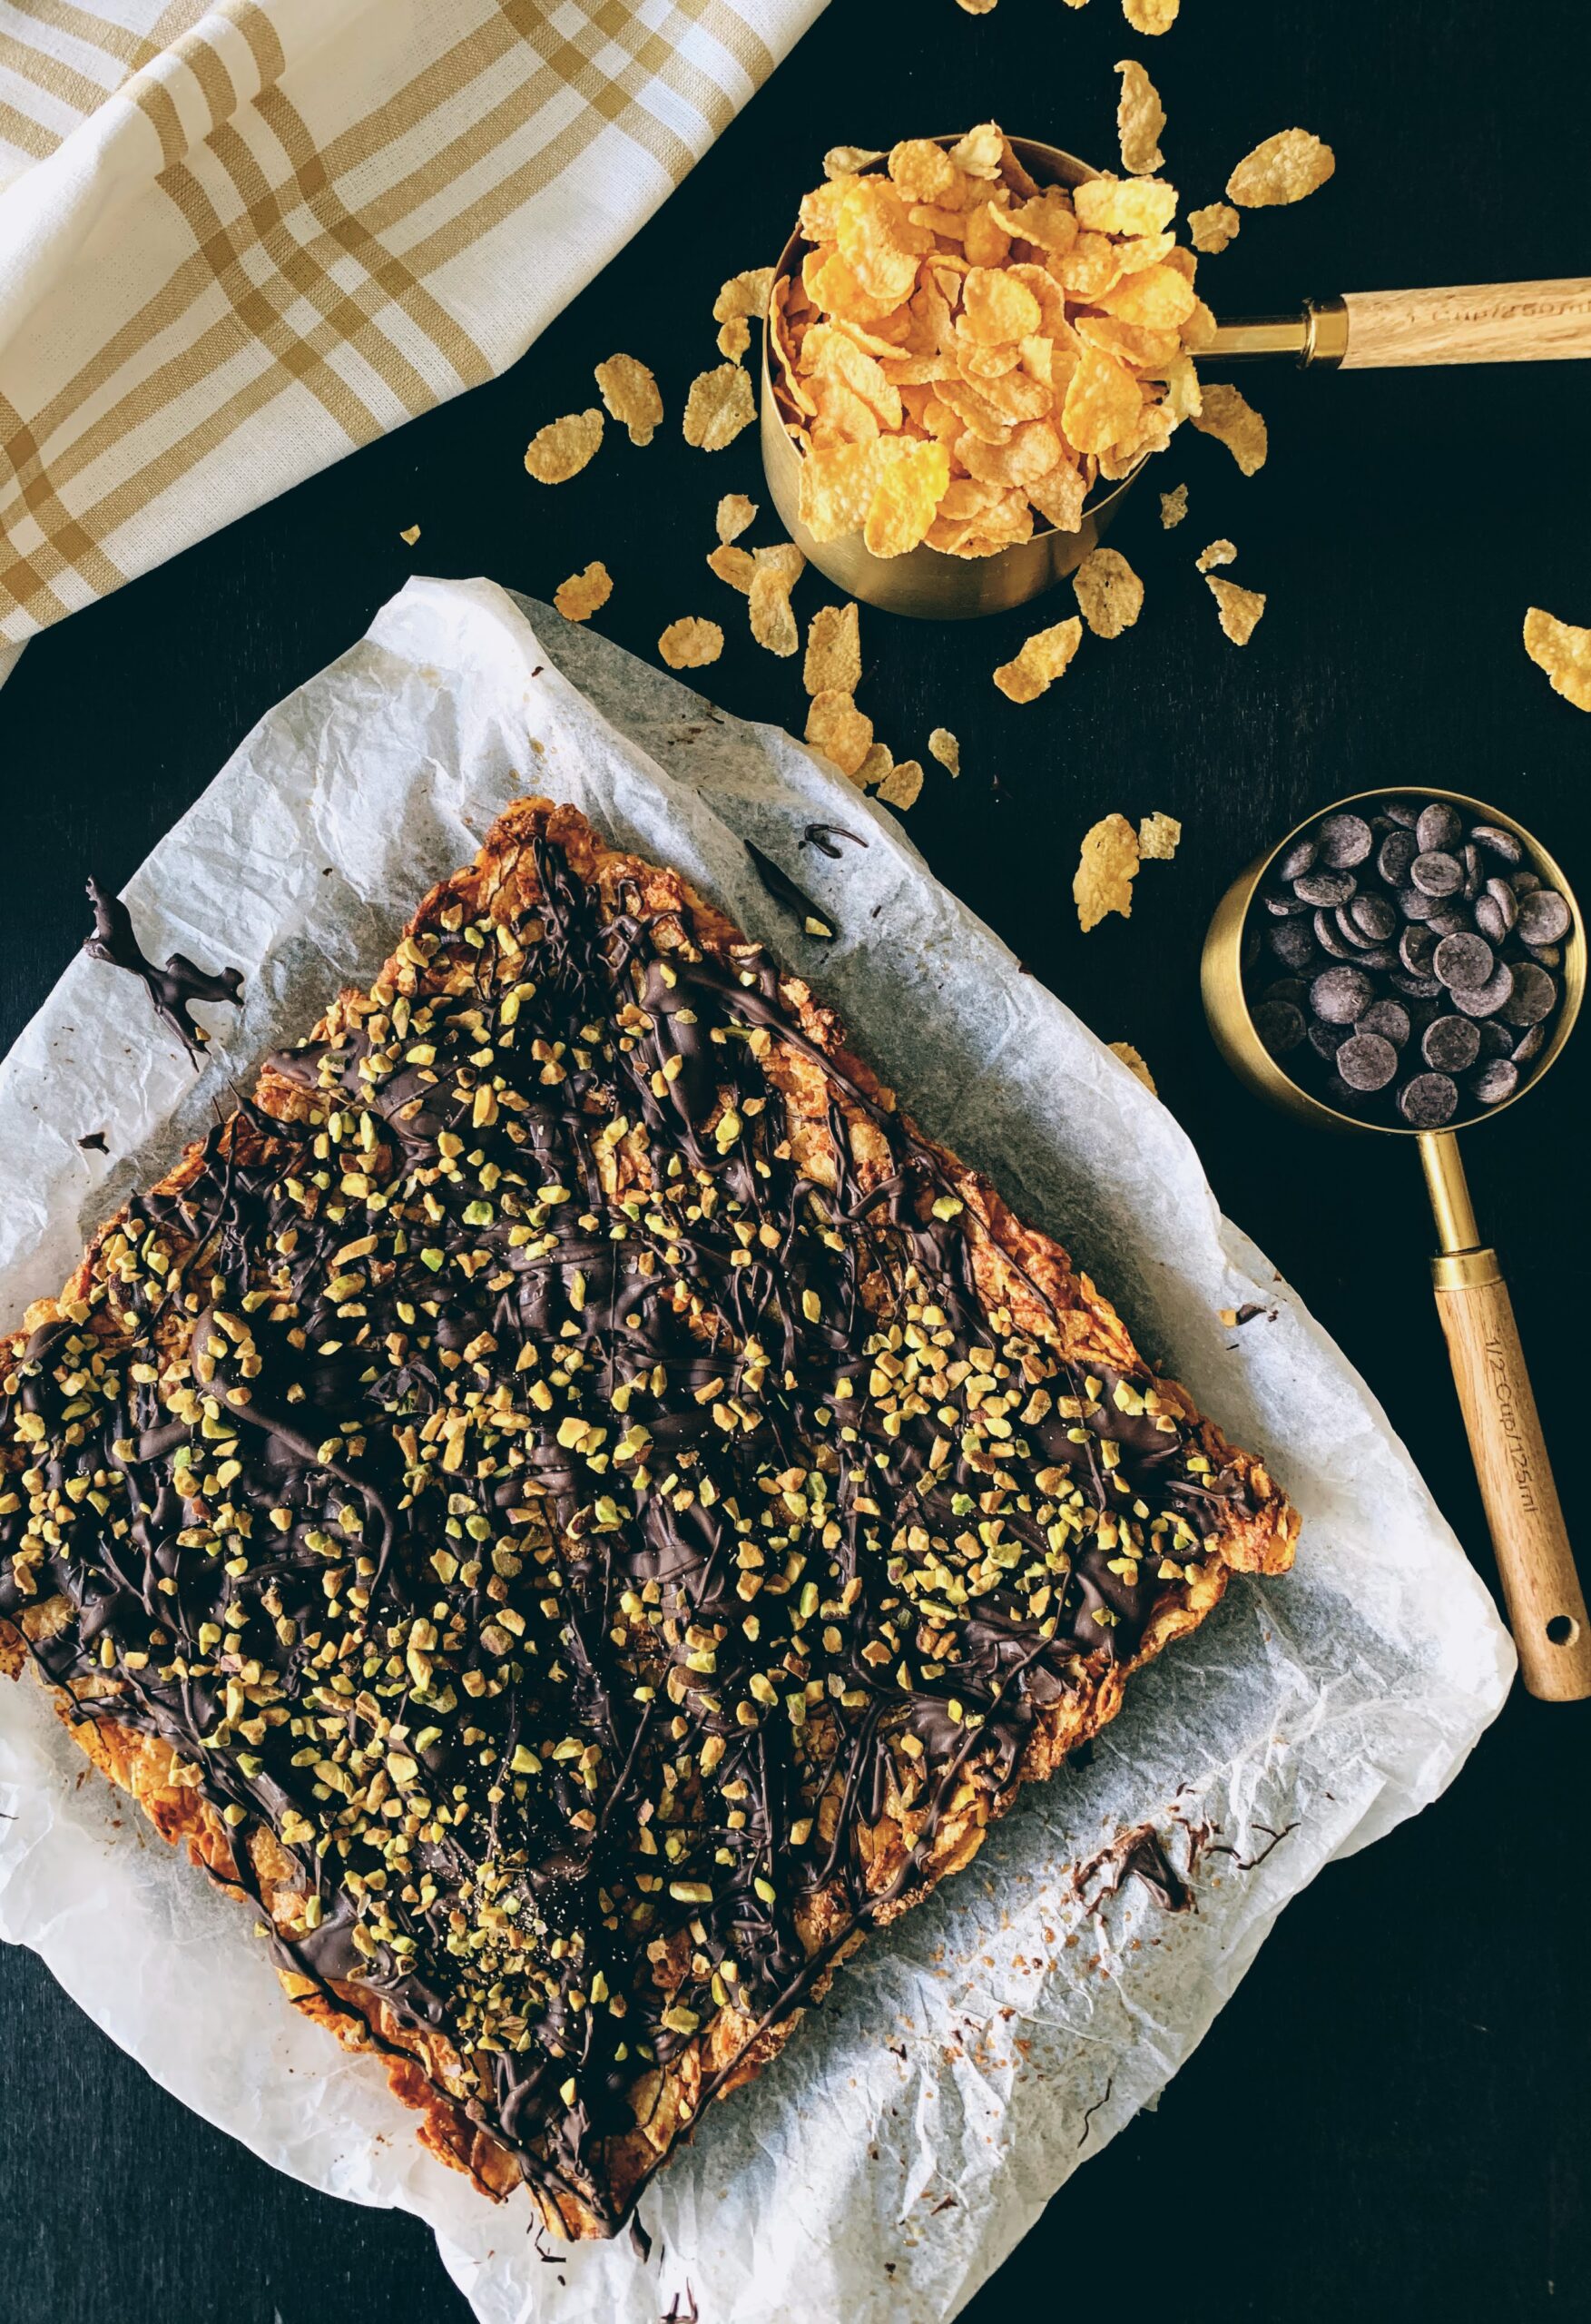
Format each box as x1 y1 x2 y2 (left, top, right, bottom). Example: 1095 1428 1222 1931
1431 1249 1591 1700
1339 279 1591 367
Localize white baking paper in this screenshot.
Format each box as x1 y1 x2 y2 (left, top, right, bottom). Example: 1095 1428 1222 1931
0 576 1513 2324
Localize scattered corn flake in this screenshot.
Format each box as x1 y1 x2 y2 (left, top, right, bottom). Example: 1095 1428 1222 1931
713 266 776 329
1523 606 1591 712
1226 129 1335 209
398 524 420 545
717 315 751 361
804 601 862 696
749 562 800 656
1115 61 1165 176
853 741 894 791
956 0 998 13
1192 381 1268 474
554 560 613 623
993 615 1083 704
877 758 924 810
1074 546 1144 639
716 492 757 543
1207 575 1266 644
1138 810 1182 859
1160 482 1188 527
1109 1039 1157 1093
707 544 757 593
524 407 604 483
683 363 756 451
928 727 960 776
1075 812 1141 931
1188 202 1240 254
805 689 874 778
950 123 1005 178
1122 0 1179 31
657 616 723 670
594 354 663 446
824 145 884 179
1195 538 1236 572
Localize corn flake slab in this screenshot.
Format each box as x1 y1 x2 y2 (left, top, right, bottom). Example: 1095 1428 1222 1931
1122 0 1179 31
803 602 862 696
928 726 960 775
1195 538 1236 572
1188 202 1240 254
1075 812 1141 931
1074 546 1144 638
1207 576 1266 644
876 757 924 809
1115 61 1165 175
993 615 1083 704
554 561 614 623
594 354 663 446
1523 606 1591 712
1138 810 1182 859
683 364 756 451
716 493 757 544
658 616 724 670
1160 481 1188 527
805 688 874 777
853 740 894 791
1109 1039 1157 1092
1226 129 1335 209
524 407 604 483
707 545 757 593
749 562 800 657
1192 382 1268 475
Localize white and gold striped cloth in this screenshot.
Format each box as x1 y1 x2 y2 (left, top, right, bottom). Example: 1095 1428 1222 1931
0 0 823 660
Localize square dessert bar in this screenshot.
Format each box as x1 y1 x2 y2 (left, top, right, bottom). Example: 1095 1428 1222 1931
0 800 1297 2236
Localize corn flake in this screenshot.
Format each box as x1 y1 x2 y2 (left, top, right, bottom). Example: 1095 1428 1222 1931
1062 346 1142 456
877 758 924 810
716 493 757 544
804 601 862 696
1138 810 1182 859
1115 61 1165 176
1523 606 1591 712
805 689 874 777
853 741 894 790
863 438 951 557
657 616 723 670
1207 576 1266 645
1075 177 1178 239
928 727 960 776
1195 538 1236 572
554 561 613 623
707 545 757 593
717 315 751 361
1188 202 1240 254
1074 546 1144 638
594 354 663 446
713 266 775 329
524 407 604 483
1160 481 1188 527
1192 381 1267 474
1075 813 1141 931
398 524 420 545
1109 1040 1157 1093
824 145 883 179
950 123 1005 179
683 363 756 451
1226 129 1336 209
1122 0 1178 28
749 562 800 657
993 615 1083 704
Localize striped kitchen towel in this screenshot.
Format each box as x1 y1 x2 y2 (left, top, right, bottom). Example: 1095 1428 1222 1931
0 0 825 660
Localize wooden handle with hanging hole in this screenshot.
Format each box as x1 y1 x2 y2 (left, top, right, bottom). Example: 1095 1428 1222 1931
1431 1249 1591 1700
1340 278 1591 367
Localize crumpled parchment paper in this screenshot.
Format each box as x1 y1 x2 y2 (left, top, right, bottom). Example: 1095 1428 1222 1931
0 576 1514 2324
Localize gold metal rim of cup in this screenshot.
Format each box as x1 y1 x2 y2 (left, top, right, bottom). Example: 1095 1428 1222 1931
760 133 1148 622
1201 785 1585 1139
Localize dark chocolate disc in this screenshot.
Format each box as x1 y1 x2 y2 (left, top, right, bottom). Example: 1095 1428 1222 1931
1451 961 1516 1019
1310 965 1374 1025
1335 1032 1398 1091
1268 920 1318 970
1252 999 1306 1056
1293 869 1357 908
1358 998 1410 1047
1349 894 1397 943
1421 1016 1481 1073
1309 1019 1349 1059
1470 1059 1518 1105
1511 1022 1547 1065
1410 850 1463 898
1316 812 1373 869
1399 925 1437 976
1416 803 1463 853
1470 823 1523 865
1277 836 1318 881
1383 800 1421 829
1516 889 1570 946
1433 932 1496 990
1377 831 1418 886
1502 962 1557 1025
1399 1072 1458 1127
1314 910 1357 960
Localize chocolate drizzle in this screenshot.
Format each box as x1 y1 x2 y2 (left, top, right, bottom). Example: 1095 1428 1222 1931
83 876 243 1062
4 820 1262 2232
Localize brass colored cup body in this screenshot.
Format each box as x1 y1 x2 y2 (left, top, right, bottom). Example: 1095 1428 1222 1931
760 137 1143 621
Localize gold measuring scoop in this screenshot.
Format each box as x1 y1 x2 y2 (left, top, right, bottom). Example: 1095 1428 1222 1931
761 137 1591 618
1203 787 1590 1702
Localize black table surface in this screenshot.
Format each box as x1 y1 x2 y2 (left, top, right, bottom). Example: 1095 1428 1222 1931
2 1 1587 2316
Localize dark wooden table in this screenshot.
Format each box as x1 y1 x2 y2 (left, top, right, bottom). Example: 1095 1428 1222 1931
3 1 1587 2315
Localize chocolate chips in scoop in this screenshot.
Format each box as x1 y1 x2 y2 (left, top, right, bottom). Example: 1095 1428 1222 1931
1242 798 1573 1122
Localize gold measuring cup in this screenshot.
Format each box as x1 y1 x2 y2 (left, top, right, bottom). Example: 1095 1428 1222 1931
1202 787 1589 1702
761 136 1591 619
